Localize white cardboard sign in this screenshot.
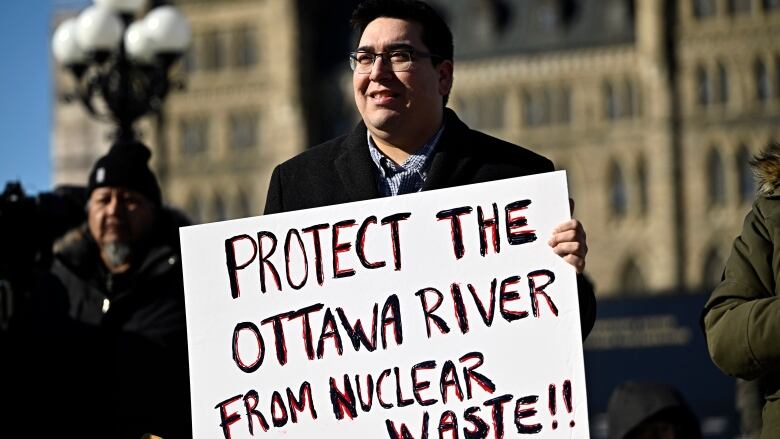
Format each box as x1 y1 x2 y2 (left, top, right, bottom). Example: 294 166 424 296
180 171 589 438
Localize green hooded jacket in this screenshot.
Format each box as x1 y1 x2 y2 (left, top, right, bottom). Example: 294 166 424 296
703 142 780 438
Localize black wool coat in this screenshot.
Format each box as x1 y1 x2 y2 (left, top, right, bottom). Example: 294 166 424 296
264 108 596 337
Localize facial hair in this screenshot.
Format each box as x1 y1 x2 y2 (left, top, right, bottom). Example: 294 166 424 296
103 242 132 268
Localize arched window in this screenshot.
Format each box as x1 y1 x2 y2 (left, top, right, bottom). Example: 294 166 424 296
605 0 631 30
236 191 252 218
708 148 726 207
202 30 227 71
455 98 477 128
776 55 780 98
605 82 619 119
187 195 203 224
180 117 209 153
183 40 198 72
233 26 258 68
693 0 716 17
229 111 259 150
559 86 572 124
522 91 535 127
756 59 770 102
557 161 576 202
637 155 649 215
717 62 729 104
702 248 724 290
620 258 646 295
213 195 227 222
763 0 780 11
624 79 635 118
540 88 552 125
481 93 505 130
736 145 755 202
633 80 643 117
696 65 711 107
535 2 561 30
610 160 628 217
727 0 752 14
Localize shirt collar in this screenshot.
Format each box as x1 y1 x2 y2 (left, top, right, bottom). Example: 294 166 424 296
367 123 445 178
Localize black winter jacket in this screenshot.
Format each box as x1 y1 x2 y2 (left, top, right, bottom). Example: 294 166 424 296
5 208 192 438
265 108 596 338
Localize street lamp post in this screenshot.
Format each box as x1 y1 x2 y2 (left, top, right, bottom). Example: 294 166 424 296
52 0 192 141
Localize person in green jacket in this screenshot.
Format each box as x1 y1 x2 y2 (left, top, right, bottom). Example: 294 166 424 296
703 141 780 438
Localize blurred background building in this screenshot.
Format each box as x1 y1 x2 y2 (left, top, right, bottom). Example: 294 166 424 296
50 1 780 435
447 0 779 299
52 0 780 299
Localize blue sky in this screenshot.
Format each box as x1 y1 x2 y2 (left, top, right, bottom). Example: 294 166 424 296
0 0 88 195
0 1 52 194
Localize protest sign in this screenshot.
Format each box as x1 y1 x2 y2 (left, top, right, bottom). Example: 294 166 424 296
180 170 589 438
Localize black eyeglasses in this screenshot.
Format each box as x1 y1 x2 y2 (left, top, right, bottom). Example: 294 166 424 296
348 49 440 73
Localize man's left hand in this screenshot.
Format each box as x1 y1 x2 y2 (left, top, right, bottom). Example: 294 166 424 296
548 212 588 274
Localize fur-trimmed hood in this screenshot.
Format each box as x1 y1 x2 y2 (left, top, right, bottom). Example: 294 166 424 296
53 205 191 277
752 142 780 195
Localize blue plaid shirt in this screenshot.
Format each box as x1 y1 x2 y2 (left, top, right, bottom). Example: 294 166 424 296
367 124 445 196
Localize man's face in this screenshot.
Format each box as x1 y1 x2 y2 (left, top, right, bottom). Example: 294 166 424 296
353 17 453 144
87 187 156 249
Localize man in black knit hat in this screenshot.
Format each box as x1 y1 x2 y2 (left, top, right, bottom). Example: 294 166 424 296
84 140 163 274
31 141 192 438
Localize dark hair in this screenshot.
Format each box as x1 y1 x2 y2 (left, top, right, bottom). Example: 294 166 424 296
350 0 453 64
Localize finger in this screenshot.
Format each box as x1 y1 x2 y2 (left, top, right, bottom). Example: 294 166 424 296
551 241 587 258
548 225 586 246
552 221 586 245
548 229 578 246
551 218 579 234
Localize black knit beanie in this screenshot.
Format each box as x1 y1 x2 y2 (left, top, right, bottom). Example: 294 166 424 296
87 140 162 206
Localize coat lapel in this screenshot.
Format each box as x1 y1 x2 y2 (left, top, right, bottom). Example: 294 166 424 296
423 109 477 191
334 122 381 202
334 110 477 200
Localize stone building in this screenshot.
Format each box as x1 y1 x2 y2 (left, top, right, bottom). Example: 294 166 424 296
677 0 780 295
159 0 306 223
51 0 780 296
437 0 780 296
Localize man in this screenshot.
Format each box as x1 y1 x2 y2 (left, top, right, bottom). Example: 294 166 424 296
265 0 595 336
27 141 191 438
607 381 701 439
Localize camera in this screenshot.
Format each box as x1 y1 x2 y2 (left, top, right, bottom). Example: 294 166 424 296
0 181 86 329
